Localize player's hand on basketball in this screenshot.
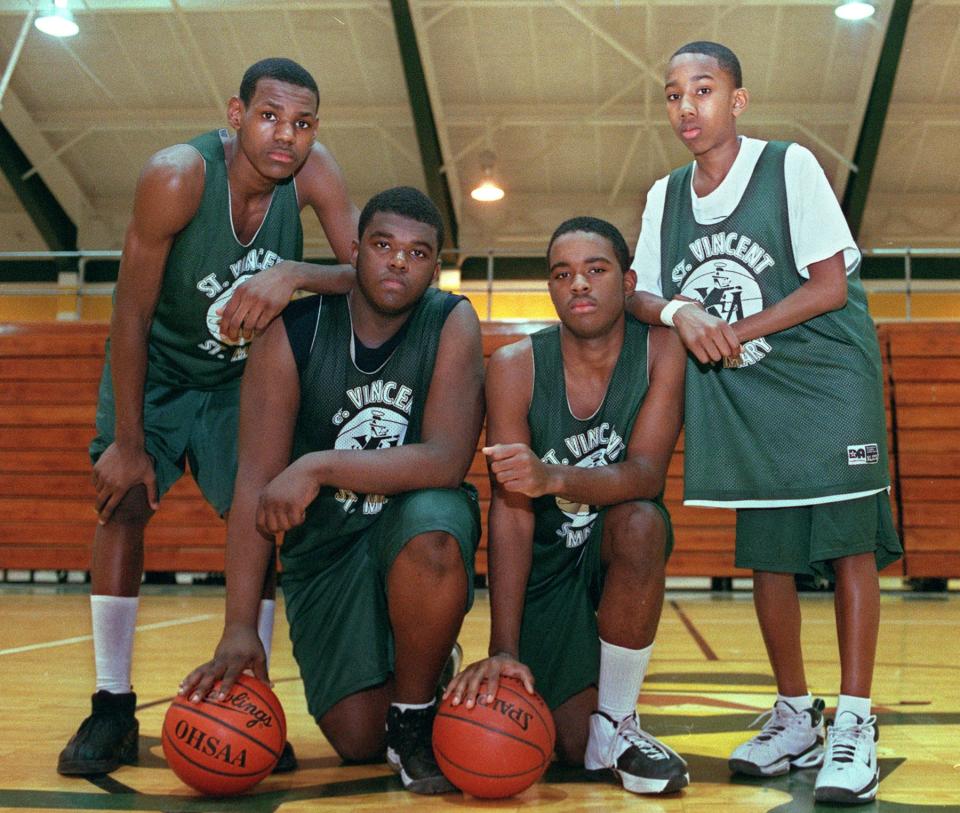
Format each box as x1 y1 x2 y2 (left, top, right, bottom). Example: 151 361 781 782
444 653 535 709
256 458 321 535
672 301 742 365
482 444 555 498
217 263 298 343
92 442 159 524
179 624 268 703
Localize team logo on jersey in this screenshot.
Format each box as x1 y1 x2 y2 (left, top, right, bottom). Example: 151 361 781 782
204 275 254 348
847 443 879 465
678 258 773 367
542 422 626 549
332 406 409 515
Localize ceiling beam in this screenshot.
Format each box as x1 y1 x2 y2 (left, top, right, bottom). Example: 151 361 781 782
388 0 458 249
841 0 913 239
0 121 76 254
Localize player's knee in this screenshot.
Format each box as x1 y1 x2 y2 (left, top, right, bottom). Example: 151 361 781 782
109 485 155 526
322 724 384 763
605 502 665 572
401 531 462 580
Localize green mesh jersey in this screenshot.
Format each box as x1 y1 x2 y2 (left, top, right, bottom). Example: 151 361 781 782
526 315 657 591
280 287 459 570
660 141 889 506
147 129 303 390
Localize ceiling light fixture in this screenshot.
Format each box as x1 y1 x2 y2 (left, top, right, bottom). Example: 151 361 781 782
471 150 505 202
35 0 79 38
835 1 875 20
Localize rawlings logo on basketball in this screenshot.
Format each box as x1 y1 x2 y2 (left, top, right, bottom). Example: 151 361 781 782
171 720 249 767
219 689 277 730
475 695 534 732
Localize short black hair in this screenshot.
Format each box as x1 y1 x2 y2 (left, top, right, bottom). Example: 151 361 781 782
547 216 630 275
239 58 319 108
358 187 444 252
671 41 742 88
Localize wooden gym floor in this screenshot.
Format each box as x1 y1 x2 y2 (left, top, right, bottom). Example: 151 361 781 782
1 584 958 812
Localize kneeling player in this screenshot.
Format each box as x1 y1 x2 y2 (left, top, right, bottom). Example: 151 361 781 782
446 217 689 794
181 187 484 794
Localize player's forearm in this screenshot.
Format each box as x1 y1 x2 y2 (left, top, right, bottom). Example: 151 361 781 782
297 442 472 495
548 460 664 506
626 290 669 325
285 261 355 295
223 489 275 629
108 307 152 446
487 501 533 658
733 275 847 343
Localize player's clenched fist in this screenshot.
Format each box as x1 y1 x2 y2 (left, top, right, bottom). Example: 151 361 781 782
256 458 321 535
483 443 556 498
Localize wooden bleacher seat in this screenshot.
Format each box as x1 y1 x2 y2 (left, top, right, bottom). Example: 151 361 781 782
2 319 953 579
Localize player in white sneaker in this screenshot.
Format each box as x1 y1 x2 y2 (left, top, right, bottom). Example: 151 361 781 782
815 711 879 803
728 698 825 776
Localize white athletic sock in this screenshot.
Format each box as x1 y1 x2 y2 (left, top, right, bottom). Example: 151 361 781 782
392 699 435 713
836 694 872 722
597 639 653 721
257 599 276 672
778 693 814 711
91 595 139 694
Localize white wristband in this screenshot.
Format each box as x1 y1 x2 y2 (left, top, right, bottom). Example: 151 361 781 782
660 299 695 327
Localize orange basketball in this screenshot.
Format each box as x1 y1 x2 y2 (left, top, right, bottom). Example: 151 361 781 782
162 674 286 796
433 674 555 798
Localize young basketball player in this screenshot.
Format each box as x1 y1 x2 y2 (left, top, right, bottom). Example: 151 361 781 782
179 187 484 795
629 42 902 804
58 58 359 777
446 218 689 795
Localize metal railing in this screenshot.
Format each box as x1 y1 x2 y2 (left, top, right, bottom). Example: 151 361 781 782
1 247 959 322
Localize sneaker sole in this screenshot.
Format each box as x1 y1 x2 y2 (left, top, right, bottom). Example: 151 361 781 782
728 743 824 777
815 773 879 804
586 767 689 795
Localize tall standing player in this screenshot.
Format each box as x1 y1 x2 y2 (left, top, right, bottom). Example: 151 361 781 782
58 58 359 777
629 42 902 804
446 217 689 795
180 187 485 795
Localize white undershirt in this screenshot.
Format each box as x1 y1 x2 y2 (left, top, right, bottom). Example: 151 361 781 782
632 136 860 295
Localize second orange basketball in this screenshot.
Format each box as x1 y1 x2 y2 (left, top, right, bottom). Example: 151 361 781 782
433 674 555 798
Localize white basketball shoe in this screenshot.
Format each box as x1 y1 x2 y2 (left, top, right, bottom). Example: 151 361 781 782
728 698 825 776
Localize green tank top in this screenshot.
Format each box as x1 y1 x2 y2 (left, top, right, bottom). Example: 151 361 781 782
280 287 458 569
660 141 889 506
147 129 303 390
526 316 655 591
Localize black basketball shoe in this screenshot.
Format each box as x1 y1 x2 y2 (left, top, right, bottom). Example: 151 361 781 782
385 704 456 794
272 740 298 773
58 690 139 776
584 710 689 794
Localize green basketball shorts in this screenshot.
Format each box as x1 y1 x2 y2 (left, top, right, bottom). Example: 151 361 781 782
89 353 240 516
735 491 902 579
281 486 480 722
519 499 672 710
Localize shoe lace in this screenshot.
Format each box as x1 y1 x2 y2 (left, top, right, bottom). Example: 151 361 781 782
827 716 876 764
616 715 670 762
746 704 793 743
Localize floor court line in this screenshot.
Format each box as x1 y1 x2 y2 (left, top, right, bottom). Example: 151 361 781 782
0 613 218 656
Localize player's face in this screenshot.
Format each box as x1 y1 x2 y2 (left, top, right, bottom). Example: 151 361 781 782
664 53 747 157
547 231 636 340
229 78 319 181
352 211 440 316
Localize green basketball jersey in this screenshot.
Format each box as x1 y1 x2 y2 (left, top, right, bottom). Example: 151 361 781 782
280 288 459 570
660 141 889 506
526 315 656 591
147 129 303 390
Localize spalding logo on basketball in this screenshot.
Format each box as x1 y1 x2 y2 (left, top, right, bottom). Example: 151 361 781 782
433 674 556 798
162 674 286 796
205 275 253 346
